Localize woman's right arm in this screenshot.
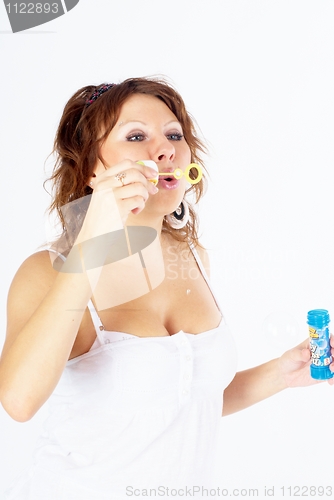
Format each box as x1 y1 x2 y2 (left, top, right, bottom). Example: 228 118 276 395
0 160 158 422
0 251 93 422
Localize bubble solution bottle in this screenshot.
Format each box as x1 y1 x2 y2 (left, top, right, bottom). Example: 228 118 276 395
307 309 334 380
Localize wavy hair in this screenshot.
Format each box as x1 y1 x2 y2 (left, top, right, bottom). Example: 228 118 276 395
47 77 208 247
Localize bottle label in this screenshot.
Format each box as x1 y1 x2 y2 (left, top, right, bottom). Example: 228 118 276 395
309 326 332 367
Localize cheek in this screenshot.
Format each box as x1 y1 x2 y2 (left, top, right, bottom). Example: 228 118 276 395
179 143 192 164
94 158 108 175
101 143 145 166
99 143 120 167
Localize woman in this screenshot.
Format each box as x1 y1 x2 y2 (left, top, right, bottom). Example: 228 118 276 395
1 77 333 499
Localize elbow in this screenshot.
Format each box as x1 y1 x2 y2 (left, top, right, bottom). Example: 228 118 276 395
0 388 38 422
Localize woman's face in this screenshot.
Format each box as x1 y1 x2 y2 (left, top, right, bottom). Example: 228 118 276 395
96 93 192 217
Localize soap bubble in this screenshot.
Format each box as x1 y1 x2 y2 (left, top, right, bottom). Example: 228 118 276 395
261 311 301 351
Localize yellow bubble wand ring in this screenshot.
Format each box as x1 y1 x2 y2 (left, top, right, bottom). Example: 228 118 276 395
159 164 203 185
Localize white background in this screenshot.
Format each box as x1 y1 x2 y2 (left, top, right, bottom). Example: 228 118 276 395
0 0 334 497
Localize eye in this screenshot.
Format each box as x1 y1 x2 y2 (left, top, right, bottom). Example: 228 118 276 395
126 132 146 142
166 132 184 141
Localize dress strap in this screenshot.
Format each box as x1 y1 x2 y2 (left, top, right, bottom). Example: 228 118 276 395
188 242 223 314
47 245 222 337
47 248 106 344
47 247 66 262
86 301 106 343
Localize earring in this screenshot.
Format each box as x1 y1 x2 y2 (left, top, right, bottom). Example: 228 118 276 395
166 200 189 229
89 173 96 188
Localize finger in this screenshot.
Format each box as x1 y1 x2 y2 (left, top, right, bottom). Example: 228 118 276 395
98 166 158 194
294 337 310 352
114 170 158 195
288 341 311 363
137 160 159 185
300 348 311 362
114 183 150 204
118 195 147 215
327 356 334 385
290 347 311 364
114 183 154 217
104 159 158 181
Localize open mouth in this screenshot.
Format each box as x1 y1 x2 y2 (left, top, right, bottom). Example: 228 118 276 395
158 176 179 189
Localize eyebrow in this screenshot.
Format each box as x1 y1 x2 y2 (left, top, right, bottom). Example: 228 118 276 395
118 120 145 127
118 119 181 128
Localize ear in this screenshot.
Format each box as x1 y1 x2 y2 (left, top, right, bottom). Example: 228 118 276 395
87 158 105 188
87 172 96 188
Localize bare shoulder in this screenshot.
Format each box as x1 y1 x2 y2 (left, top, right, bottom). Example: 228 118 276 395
9 250 58 297
3 251 59 353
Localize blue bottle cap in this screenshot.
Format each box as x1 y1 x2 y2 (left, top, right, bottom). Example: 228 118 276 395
310 365 334 380
307 309 330 329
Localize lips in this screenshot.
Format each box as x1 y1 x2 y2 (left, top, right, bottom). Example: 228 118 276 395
160 174 174 182
158 177 180 190
158 167 181 189
161 175 173 181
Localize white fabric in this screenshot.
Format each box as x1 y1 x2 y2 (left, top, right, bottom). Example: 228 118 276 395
5 247 237 499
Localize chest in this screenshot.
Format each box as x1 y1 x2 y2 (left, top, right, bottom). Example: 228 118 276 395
71 243 222 358
98 245 221 335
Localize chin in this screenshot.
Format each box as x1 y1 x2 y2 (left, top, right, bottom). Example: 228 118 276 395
148 190 184 217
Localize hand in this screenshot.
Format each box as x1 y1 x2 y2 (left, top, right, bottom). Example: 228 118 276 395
92 159 159 220
277 336 334 388
74 159 159 244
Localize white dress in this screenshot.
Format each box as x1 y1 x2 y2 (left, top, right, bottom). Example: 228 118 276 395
4 245 237 499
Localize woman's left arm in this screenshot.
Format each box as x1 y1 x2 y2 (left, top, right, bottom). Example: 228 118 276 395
197 246 334 416
222 336 334 416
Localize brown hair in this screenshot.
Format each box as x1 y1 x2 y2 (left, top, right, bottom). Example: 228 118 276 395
48 77 208 247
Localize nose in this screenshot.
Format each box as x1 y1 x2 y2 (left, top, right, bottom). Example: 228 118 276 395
152 135 175 164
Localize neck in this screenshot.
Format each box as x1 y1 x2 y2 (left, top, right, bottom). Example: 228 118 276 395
125 212 164 235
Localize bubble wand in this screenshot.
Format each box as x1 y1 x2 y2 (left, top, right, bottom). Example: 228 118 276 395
137 161 203 186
